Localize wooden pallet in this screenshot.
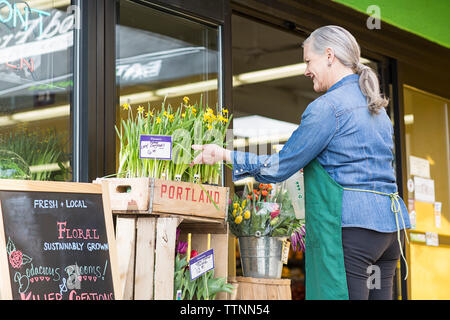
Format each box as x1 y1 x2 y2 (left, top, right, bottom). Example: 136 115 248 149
95 177 229 220
228 276 292 300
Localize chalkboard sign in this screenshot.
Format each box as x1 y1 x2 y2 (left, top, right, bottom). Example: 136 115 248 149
0 180 119 300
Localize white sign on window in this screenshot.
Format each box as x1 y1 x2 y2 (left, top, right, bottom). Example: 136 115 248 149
409 155 430 179
414 176 435 203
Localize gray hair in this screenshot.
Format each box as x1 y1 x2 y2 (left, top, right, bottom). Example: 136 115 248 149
303 25 388 114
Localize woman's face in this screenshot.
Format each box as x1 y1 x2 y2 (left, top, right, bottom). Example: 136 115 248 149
303 42 331 92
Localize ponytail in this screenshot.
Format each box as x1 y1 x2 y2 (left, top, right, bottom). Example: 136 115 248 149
356 63 389 114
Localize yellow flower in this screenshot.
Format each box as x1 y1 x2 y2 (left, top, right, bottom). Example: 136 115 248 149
207 125 213 130
137 105 145 114
241 200 246 208
122 103 130 111
233 203 239 209
156 117 161 124
181 113 186 118
183 96 190 104
232 209 237 217
192 108 197 115
206 107 214 115
168 114 174 122
203 113 211 122
234 215 243 224
222 108 229 115
244 210 251 219
163 111 168 117
146 111 154 118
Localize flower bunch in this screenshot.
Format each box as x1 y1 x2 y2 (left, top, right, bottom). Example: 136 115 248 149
115 96 232 184
228 182 303 240
174 229 234 300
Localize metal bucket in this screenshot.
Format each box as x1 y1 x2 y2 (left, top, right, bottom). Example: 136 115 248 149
238 236 284 279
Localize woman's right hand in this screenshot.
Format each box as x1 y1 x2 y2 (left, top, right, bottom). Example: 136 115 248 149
190 144 231 166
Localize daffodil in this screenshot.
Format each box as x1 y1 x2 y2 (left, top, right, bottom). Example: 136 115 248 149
243 210 251 219
146 111 153 118
207 125 213 130
156 116 161 124
233 203 239 209
222 108 229 115
234 215 243 224
137 105 145 114
122 103 130 111
192 108 197 115
181 113 186 118
183 96 190 104
232 209 237 217
168 114 174 122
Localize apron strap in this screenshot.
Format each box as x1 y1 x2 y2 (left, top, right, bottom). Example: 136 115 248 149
343 188 409 280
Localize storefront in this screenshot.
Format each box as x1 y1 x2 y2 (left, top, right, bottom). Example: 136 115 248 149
0 0 449 300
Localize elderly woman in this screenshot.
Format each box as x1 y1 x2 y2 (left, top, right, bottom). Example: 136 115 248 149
191 25 410 300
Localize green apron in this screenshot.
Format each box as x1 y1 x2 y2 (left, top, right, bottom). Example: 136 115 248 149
303 159 349 300
303 159 409 300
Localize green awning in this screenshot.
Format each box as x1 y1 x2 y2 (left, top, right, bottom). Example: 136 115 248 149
333 0 450 49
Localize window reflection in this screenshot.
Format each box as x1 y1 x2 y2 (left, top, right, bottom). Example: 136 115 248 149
115 0 219 173
0 0 74 181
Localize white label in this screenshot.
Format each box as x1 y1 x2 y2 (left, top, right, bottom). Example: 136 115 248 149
407 179 415 193
414 176 435 203
425 232 439 247
434 202 442 228
189 249 214 281
409 210 416 229
139 135 172 160
281 240 290 264
409 155 430 178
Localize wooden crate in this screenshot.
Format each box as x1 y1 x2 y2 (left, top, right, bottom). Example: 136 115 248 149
114 213 229 300
228 276 292 300
95 177 229 220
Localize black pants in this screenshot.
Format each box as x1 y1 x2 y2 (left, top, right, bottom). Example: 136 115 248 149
342 227 404 300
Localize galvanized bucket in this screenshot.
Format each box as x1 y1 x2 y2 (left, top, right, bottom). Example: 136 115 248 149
238 236 284 279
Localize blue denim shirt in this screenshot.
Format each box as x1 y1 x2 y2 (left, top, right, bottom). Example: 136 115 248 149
231 73 411 233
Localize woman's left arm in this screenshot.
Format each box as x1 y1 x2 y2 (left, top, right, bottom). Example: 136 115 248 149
232 97 338 183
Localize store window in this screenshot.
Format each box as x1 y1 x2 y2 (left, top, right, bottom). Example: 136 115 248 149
115 0 220 175
0 0 76 181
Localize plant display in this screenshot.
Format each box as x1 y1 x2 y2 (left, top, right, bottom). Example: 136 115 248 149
0 129 70 181
115 96 232 184
228 182 305 251
173 229 234 300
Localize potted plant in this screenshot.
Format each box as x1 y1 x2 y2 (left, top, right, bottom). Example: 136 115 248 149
173 229 234 300
228 182 305 279
115 96 232 184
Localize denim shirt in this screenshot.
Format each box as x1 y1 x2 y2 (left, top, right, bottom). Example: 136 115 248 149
231 74 411 233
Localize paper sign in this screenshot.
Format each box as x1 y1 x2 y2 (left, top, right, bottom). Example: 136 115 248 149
409 155 430 178
281 240 290 264
414 176 435 203
410 233 426 243
434 202 442 228
189 249 214 281
425 232 439 247
139 135 172 160
409 210 416 229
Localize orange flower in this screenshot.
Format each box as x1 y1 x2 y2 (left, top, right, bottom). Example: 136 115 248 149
261 190 268 197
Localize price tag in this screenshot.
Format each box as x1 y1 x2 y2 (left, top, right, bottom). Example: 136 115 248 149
189 249 214 281
281 239 290 264
139 135 172 160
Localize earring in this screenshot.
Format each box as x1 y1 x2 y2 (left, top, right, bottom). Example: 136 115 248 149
328 61 332 67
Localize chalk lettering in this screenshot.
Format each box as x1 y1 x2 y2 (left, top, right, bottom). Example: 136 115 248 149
57 221 99 240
